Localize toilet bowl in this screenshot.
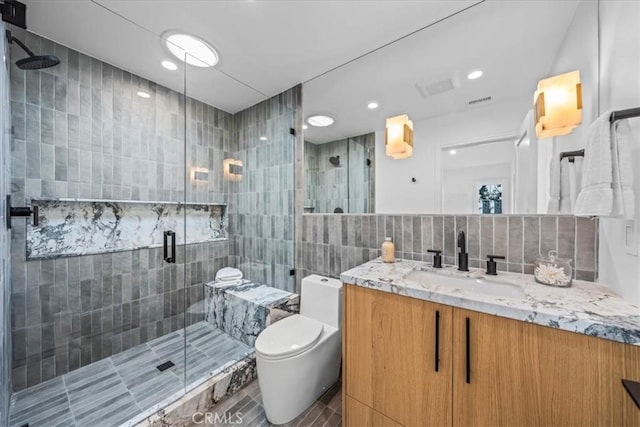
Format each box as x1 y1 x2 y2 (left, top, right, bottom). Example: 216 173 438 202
255 275 342 425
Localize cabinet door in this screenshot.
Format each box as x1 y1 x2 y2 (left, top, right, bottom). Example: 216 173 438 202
453 307 640 426
345 396 403 427
344 284 453 427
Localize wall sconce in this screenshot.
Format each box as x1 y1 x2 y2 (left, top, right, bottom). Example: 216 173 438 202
534 70 582 138
190 167 209 184
385 114 413 159
223 159 243 181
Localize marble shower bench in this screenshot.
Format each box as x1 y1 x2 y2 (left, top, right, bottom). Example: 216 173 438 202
204 281 299 347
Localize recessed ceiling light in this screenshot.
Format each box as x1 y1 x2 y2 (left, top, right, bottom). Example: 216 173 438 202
137 91 151 99
449 149 457 155
161 60 178 71
303 124 308 130
259 136 267 141
367 101 379 109
163 31 219 68
467 70 483 80
307 115 335 127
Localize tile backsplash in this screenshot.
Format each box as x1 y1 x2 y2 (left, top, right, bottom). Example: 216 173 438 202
297 214 598 282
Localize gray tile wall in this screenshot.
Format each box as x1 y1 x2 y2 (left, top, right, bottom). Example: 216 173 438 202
1 21 12 426
298 214 599 282
232 93 298 292
9 31 233 391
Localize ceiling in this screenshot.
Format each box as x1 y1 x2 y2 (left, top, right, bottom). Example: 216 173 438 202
303 0 582 143
21 0 480 113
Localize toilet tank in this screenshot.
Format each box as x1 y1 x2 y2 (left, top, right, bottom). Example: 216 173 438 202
300 275 343 329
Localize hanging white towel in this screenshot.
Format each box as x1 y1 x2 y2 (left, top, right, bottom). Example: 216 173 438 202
574 112 614 216
611 120 635 219
547 154 561 214
559 158 572 214
568 156 584 212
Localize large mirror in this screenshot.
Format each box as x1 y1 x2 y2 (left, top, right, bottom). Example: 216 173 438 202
303 0 598 214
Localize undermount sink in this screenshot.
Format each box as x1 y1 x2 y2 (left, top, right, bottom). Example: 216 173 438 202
404 269 527 299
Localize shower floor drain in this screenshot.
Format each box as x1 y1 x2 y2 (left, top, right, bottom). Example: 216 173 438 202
156 361 175 372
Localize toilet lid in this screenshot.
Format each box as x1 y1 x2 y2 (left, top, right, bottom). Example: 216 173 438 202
255 315 324 359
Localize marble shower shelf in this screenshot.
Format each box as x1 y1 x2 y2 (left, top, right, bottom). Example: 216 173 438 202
26 198 229 260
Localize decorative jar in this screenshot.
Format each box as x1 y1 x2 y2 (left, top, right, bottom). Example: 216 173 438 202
534 250 572 287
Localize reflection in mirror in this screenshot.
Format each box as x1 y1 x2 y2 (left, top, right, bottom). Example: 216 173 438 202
303 0 598 215
304 133 375 213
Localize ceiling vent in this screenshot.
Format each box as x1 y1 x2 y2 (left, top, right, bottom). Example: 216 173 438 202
468 96 492 105
415 78 456 98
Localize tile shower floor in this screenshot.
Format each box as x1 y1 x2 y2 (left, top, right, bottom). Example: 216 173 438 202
9 321 253 427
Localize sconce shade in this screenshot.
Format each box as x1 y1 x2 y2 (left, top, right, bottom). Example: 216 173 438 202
190 167 209 183
223 159 243 181
534 70 582 138
385 114 414 159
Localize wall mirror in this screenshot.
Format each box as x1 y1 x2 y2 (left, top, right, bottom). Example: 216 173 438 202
303 0 598 214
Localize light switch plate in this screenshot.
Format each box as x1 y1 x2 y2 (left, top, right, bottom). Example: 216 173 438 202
624 220 637 256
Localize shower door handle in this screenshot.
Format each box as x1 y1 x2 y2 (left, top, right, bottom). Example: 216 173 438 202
163 230 176 264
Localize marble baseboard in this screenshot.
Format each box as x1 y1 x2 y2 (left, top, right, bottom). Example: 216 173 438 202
204 281 298 346
135 355 257 427
27 199 228 259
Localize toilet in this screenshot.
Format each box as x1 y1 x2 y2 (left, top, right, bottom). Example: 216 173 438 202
255 275 342 425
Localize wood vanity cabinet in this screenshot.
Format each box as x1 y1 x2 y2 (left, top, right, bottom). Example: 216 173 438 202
343 284 640 427
344 285 453 427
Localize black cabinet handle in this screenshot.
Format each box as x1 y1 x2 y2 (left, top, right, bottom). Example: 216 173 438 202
163 231 175 264
435 310 440 372
465 317 471 384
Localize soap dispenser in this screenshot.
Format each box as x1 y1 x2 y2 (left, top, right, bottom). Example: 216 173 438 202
381 237 395 263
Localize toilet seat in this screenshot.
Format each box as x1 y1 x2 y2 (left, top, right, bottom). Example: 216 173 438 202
255 315 324 359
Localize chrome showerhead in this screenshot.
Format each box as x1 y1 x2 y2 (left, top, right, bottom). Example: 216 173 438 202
329 155 340 166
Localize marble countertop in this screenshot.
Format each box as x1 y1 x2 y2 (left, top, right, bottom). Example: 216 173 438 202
340 258 640 345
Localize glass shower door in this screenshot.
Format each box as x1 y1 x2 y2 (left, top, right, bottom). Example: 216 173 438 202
6 6 190 426
182 49 297 401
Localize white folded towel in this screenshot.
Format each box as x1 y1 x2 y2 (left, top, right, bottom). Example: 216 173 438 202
611 120 635 219
574 112 614 216
215 267 243 282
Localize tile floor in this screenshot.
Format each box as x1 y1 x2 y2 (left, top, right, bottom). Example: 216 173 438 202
9 322 253 427
202 379 342 427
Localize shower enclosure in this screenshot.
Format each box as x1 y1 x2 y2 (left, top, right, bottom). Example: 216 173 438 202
304 133 375 214
3 4 296 426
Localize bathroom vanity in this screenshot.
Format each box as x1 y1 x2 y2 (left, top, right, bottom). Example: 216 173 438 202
340 259 640 426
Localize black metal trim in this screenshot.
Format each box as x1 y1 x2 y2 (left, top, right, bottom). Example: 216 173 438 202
163 230 175 264
1 1 27 29
435 310 440 372
610 107 640 123
289 269 295 276
560 149 585 160
6 195 38 229
289 128 296 136
465 317 471 384
170 231 176 263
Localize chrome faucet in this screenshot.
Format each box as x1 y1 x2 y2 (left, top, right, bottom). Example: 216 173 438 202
457 230 469 272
